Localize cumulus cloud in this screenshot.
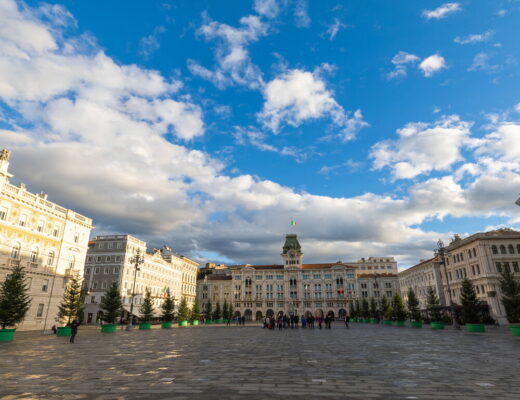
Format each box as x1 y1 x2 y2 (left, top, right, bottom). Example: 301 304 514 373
258 68 368 141
468 52 500 72
387 51 420 79
254 0 279 19
188 14 267 90
419 54 447 77
370 115 473 180
454 30 494 45
422 3 462 20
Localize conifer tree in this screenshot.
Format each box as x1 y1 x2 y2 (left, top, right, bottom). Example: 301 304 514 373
460 278 482 324
406 288 421 321
213 301 222 320
0 265 31 329
57 275 83 325
381 295 390 320
139 290 155 323
369 298 378 319
426 286 442 322
392 293 408 321
205 300 212 320
177 296 190 321
354 299 361 318
222 300 229 320
499 268 520 323
100 282 122 324
229 303 234 320
362 298 370 319
191 299 201 321
349 301 355 318
160 293 175 322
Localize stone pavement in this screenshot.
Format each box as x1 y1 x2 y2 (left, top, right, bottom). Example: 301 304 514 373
0 322 519 400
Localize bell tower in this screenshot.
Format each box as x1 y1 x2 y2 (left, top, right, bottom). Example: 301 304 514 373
281 234 303 268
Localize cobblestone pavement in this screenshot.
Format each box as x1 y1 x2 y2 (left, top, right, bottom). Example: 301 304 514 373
1 322 519 400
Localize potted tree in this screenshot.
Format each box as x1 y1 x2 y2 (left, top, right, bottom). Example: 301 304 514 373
160 293 175 328
99 282 122 333
381 295 392 325
354 300 361 322
392 294 407 326
499 268 520 336
177 297 190 326
139 290 154 330
57 275 83 336
229 303 234 323
361 298 370 322
0 265 31 342
213 301 222 323
407 288 422 328
205 301 212 324
426 286 444 329
460 278 485 332
369 298 379 323
191 300 200 326
348 301 355 322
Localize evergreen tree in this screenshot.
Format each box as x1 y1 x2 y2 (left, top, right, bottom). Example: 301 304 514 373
57 275 83 325
205 300 212 320
392 293 408 321
160 293 175 322
139 290 155 323
369 298 378 319
460 278 482 324
177 296 190 321
354 300 361 318
222 300 229 320
191 300 201 321
349 301 355 318
381 295 390 320
361 298 370 319
426 286 442 322
499 268 520 323
229 303 234 320
213 301 222 320
99 282 122 324
0 265 31 329
406 288 421 321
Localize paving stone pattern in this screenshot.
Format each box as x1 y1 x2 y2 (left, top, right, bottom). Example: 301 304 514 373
0 323 519 399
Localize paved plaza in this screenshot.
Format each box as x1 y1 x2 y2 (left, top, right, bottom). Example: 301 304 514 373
1 323 519 399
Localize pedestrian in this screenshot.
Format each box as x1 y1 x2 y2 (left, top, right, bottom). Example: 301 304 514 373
69 319 80 343
345 315 350 329
51 325 57 335
301 315 307 329
318 317 322 330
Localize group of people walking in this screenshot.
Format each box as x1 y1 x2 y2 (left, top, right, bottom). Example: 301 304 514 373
263 314 350 330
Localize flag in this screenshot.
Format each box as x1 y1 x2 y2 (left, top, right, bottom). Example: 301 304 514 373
290 218 297 225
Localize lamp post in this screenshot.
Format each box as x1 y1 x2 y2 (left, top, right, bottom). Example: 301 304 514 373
435 239 460 329
126 249 144 331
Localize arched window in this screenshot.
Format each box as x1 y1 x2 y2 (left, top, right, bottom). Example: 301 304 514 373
47 251 55 266
491 245 498 255
508 245 515 254
500 245 507 254
10 243 21 259
30 248 38 263
517 244 520 254
69 256 75 269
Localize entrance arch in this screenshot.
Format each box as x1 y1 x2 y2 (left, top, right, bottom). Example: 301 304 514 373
244 309 253 321
338 309 347 319
255 311 263 321
304 310 313 318
327 310 335 320
234 311 241 318
266 309 274 318
277 310 284 318
315 309 324 318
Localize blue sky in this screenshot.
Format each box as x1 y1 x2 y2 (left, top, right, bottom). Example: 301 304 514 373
1 0 520 268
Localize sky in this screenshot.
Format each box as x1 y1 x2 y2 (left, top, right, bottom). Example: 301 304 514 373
1 0 520 269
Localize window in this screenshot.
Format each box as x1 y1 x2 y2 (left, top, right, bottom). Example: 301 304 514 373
101 281 107 289
93 281 98 289
37 219 45 232
94 267 100 274
492 245 498 255
386 291 392 297
91 296 96 304
26 277 32 289
517 244 520 254
234 275 242 280
74 233 79 243
53 224 60 237
114 267 119 274
30 249 38 263
0 206 7 220
324 274 332 279
508 245 515 254
496 262 502 273
36 304 44 317
42 279 49 292
255 275 263 280
476 264 480 275
313 274 321 279
105 256 111 262
86 268 91 275
68 256 75 269
117 242 122 249
10 243 20 259
385 282 392 289
107 242 113 249
96 256 102 263
115 255 121 262
276 275 284 280
265 275 273 280
47 251 55 266
500 245 507 254
98 242 104 249
473 248 477 257
513 262 519 273
19 213 28 227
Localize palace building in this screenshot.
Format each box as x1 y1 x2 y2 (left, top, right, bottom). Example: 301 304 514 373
0 149 93 331
197 234 400 320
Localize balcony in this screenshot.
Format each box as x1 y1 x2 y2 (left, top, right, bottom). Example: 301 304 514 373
7 258 20 267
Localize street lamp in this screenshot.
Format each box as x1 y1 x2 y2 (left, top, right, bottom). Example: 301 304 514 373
126 249 144 331
435 239 460 329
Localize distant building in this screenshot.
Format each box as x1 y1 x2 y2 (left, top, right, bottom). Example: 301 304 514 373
0 149 93 331
197 234 400 320
83 235 198 323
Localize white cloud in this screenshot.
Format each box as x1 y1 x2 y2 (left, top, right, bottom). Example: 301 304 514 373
254 0 279 19
370 115 473 179
294 0 310 27
515 103 520 113
419 54 447 77
326 18 347 40
188 14 267 89
258 68 367 141
138 26 166 59
422 3 462 20
387 51 419 79
454 30 494 45
468 52 500 72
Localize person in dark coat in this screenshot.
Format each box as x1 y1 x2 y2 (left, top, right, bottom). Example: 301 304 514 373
70 319 80 343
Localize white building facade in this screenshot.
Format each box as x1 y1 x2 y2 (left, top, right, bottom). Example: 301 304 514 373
0 149 93 331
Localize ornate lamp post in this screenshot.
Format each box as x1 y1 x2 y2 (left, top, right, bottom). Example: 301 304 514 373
126 249 144 331
435 239 460 329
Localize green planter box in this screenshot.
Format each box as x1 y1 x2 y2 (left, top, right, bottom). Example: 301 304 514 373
393 321 405 327
101 324 117 333
410 321 422 328
510 325 520 336
190 320 199 326
178 320 188 327
0 328 16 342
215 319 223 324
57 326 71 336
205 320 213 324
466 323 485 333
383 320 392 325
161 322 173 329
139 323 152 330
363 319 370 323
370 319 378 324
430 321 445 330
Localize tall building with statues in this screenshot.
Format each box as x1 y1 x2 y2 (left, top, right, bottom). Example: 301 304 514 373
197 234 400 320
0 149 93 331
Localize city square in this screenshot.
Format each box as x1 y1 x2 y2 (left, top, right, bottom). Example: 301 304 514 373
1 323 519 399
